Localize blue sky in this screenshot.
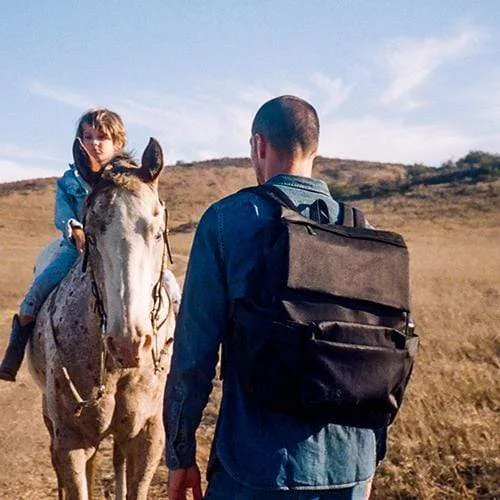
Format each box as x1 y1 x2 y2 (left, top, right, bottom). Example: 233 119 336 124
1 1 499 182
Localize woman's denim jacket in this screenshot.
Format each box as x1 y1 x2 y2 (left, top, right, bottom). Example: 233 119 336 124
54 164 91 243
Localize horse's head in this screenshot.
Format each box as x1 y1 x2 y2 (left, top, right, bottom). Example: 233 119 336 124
74 137 172 368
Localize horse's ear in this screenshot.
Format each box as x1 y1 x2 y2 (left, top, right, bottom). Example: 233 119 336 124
72 138 102 187
139 138 164 184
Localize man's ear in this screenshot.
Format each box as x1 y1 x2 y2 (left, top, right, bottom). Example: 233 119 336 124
254 133 267 160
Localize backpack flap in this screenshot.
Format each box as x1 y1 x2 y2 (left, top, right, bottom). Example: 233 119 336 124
230 184 417 427
231 300 418 427
284 216 410 313
300 319 418 427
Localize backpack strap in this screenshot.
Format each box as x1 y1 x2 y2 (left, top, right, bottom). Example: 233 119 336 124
258 185 331 224
243 184 297 211
339 202 353 227
244 185 367 228
338 202 367 228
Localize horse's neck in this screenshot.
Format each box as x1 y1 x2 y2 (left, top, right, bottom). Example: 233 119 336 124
53 260 99 328
51 254 174 369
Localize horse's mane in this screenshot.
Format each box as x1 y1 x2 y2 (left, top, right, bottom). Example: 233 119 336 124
107 151 138 169
95 152 144 192
83 152 148 214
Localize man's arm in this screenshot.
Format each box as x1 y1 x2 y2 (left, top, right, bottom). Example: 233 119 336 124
164 205 228 498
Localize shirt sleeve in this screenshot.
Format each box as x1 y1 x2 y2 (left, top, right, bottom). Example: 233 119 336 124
164 205 229 469
54 177 80 241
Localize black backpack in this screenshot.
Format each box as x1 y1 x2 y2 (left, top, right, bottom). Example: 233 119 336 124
227 184 418 428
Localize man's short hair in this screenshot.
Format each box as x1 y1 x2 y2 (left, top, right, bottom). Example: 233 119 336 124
251 95 319 156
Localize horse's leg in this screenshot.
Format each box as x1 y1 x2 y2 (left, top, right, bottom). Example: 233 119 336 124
113 439 127 500
42 399 65 500
86 448 99 500
53 440 95 500
124 416 164 500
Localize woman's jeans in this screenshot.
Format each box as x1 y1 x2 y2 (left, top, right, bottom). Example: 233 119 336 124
19 237 181 318
20 239 79 317
204 463 373 500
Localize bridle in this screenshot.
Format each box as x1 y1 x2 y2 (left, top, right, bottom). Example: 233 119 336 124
85 200 175 371
51 199 175 416
150 202 175 371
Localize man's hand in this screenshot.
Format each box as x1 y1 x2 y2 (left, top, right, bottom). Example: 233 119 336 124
72 227 86 254
167 465 202 500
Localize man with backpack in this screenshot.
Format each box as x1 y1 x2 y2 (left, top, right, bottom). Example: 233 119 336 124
165 95 417 499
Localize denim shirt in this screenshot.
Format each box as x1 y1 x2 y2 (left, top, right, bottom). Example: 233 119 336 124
54 164 91 243
165 174 378 490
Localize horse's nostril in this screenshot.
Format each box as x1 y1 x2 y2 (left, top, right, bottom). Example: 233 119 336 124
143 335 152 349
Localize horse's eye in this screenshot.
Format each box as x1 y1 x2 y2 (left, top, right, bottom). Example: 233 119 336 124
155 231 163 242
87 234 96 246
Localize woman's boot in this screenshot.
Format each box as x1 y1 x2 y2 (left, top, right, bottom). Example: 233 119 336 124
0 315 34 382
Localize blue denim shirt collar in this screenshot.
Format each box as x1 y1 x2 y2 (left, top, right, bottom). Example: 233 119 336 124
265 173 340 225
266 173 331 195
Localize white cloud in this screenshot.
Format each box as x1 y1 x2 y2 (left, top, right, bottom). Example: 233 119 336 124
381 26 483 105
0 143 63 163
0 142 65 182
25 77 339 165
238 85 276 106
320 116 478 166
29 81 92 109
478 76 500 125
120 94 252 163
24 69 498 175
311 73 351 112
0 159 59 182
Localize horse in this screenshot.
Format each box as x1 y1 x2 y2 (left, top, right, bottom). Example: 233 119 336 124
27 137 176 499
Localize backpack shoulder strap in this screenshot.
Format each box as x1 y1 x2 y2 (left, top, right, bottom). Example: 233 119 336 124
245 185 369 228
242 184 297 211
353 207 367 228
338 202 367 228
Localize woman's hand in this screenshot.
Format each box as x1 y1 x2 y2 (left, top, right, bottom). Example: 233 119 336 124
72 227 86 254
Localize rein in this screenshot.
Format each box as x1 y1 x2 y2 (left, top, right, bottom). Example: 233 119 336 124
51 201 175 416
48 288 106 417
150 203 174 373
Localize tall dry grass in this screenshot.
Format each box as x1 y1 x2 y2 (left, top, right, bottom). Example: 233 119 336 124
0 172 498 498
362 182 500 499
192 180 500 499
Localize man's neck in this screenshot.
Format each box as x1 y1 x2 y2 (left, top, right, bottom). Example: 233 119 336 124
287 161 313 178
265 152 314 180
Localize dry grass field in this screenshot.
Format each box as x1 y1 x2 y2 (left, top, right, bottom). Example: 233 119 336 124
0 163 498 499
363 181 500 499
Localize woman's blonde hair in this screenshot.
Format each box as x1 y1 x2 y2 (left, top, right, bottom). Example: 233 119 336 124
76 108 127 149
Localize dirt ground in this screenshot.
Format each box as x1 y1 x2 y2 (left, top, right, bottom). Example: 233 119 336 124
0 236 194 499
0 176 498 499
0 181 198 498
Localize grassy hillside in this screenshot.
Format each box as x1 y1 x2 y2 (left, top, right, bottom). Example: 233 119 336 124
0 153 498 498
158 150 500 229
